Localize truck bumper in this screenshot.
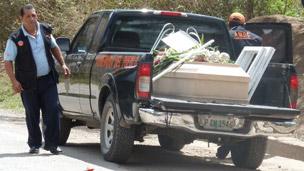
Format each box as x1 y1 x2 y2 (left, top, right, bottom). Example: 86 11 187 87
138 97 300 138
139 108 258 137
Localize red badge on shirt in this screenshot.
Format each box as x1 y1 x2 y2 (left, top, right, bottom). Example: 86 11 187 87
234 31 250 40
17 40 24 46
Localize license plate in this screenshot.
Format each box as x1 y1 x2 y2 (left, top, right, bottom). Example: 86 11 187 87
197 115 244 131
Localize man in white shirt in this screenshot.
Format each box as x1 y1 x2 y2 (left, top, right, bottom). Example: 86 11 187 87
4 4 70 154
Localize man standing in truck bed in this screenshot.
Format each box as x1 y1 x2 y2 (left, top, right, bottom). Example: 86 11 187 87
228 12 262 57
215 12 263 159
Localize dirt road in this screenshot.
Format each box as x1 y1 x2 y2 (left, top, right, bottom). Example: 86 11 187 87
1 109 304 171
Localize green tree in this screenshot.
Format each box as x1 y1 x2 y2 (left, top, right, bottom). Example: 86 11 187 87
0 0 303 52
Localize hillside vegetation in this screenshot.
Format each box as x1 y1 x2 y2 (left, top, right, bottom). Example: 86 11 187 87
0 0 303 51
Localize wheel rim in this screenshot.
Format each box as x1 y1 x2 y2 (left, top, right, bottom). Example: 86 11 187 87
104 105 115 149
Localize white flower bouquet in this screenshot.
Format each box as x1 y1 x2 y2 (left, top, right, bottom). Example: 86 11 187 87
153 42 232 76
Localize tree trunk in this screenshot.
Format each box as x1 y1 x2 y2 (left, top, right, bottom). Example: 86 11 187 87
283 0 288 14
245 0 255 20
224 0 234 19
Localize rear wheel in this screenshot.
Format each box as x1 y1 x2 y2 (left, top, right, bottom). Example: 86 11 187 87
100 95 134 163
42 114 72 146
231 136 267 169
158 134 186 151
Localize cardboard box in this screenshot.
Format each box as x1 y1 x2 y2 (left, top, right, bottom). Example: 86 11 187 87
153 62 250 104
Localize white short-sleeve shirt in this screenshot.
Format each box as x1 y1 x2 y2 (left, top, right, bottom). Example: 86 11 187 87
4 22 58 77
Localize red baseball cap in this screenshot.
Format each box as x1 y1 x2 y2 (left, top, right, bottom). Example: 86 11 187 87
229 12 245 24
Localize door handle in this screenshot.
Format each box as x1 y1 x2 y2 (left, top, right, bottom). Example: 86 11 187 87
75 61 82 72
76 61 82 66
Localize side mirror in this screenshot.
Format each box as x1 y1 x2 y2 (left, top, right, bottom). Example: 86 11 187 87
302 0 304 6
56 37 70 52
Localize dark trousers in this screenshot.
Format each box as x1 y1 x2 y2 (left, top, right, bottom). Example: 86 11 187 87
20 73 60 148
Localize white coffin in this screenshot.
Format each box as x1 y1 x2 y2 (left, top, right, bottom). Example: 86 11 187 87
153 62 250 104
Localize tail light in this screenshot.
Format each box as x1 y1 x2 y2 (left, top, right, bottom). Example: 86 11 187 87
136 63 152 100
289 74 298 109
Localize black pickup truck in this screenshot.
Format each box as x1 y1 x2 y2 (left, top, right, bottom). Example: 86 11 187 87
55 9 300 169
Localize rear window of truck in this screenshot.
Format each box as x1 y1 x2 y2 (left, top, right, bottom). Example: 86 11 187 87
106 14 232 56
245 23 293 63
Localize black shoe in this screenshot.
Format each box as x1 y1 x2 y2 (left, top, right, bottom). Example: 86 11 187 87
29 147 39 154
44 146 62 155
216 145 230 159
50 147 62 155
43 145 50 151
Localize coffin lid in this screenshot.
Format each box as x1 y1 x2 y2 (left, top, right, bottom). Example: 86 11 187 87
164 62 250 82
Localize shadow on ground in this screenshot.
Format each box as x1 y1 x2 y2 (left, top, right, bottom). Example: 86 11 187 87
266 139 304 161
60 143 255 171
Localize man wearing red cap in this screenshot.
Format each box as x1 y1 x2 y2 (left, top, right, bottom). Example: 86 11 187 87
215 13 263 160
228 12 262 58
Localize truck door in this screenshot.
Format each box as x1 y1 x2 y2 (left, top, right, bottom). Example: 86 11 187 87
61 15 100 114
78 12 110 116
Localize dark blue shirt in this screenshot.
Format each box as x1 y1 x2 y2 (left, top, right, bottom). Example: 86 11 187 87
229 25 262 58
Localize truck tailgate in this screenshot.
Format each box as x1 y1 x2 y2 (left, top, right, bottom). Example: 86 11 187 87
149 97 299 121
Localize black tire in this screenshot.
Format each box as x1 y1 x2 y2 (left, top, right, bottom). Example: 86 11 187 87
100 95 134 163
158 134 186 151
231 136 267 169
58 117 72 145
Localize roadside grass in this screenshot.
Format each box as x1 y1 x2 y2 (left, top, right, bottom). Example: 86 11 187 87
0 58 23 111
